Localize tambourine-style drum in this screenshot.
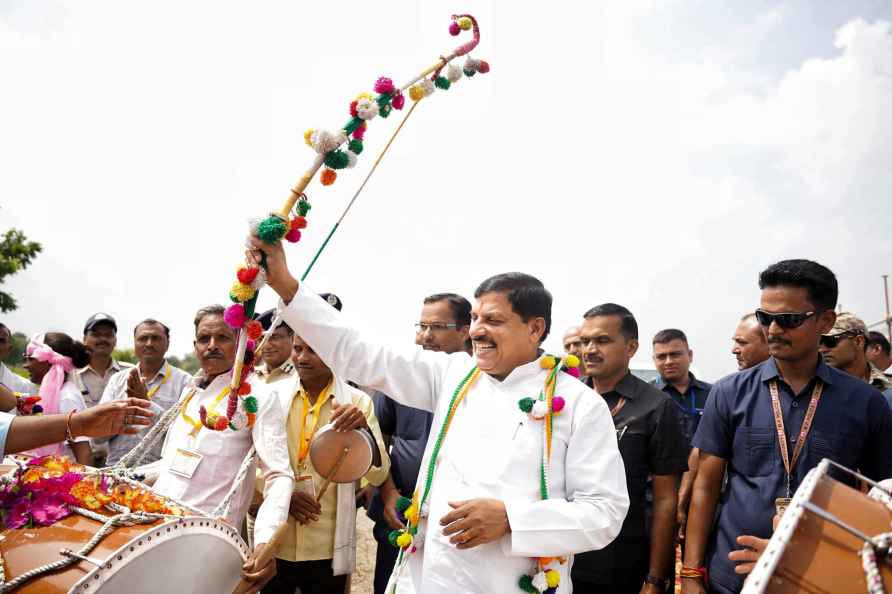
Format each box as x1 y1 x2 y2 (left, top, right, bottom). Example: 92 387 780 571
0 461 248 594
742 459 892 594
309 424 375 484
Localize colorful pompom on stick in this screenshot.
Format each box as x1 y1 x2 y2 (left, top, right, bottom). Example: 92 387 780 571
545 569 560 588
395 532 412 548
243 396 259 414
477 60 490 74
223 304 247 329
531 400 549 419
229 282 256 303
285 228 302 243
540 355 557 369
434 76 451 90
448 21 460 36
237 382 252 396
564 354 580 368
518 575 537 593
564 366 581 379
518 397 536 413
291 216 308 230
236 266 260 285
246 320 263 340
391 92 405 110
256 216 289 243
552 396 566 414
457 16 473 30
396 496 412 513
408 85 425 102
348 139 364 155
320 168 337 186
374 77 395 95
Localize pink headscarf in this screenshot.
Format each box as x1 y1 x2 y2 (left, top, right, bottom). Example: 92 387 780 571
25 334 74 416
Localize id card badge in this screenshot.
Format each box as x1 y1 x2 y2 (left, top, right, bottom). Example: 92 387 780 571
169 448 203 479
294 475 316 498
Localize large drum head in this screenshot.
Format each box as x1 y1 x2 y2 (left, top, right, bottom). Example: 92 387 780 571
309 425 374 483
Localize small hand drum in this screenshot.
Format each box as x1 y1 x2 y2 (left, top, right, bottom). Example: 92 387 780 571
309 424 375 488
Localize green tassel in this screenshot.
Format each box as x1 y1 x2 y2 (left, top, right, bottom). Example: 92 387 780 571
229 291 239 303
257 216 288 244
434 76 451 90
243 396 259 413
518 575 536 593
388 530 401 547
518 397 536 413
297 200 311 216
324 150 350 170
396 496 412 513
463 68 476 77
379 104 392 118
343 117 363 135
348 139 364 155
375 93 393 109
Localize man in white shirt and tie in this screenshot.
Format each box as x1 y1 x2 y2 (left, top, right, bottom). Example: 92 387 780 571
248 238 629 594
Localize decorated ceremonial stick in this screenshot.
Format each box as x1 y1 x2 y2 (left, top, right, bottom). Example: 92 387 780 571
202 15 489 434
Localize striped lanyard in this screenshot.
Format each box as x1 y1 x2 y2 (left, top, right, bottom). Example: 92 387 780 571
769 379 823 497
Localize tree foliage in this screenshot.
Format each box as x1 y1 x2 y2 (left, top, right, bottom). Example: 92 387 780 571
0 227 42 313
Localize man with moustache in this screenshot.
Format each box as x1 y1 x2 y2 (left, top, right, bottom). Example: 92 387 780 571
683 260 892 594
140 305 294 592
732 313 770 371
820 313 892 395
573 304 688 594
368 293 472 594
248 237 629 594
98 319 191 466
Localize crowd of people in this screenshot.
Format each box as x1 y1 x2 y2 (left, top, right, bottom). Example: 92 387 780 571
1 251 892 594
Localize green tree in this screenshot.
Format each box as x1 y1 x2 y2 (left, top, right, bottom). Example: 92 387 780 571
0 226 42 313
112 348 137 365
3 332 27 367
168 352 200 375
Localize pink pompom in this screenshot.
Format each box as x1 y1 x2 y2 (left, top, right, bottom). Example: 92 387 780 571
564 366 580 378
223 304 246 329
285 228 302 243
552 396 566 414
353 124 366 140
391 92 405 110
246 339 256 352
449 21 460 36
374 77 395 95
477 60 490 74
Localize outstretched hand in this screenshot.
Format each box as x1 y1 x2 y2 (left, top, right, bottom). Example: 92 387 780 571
246 237 299 303
73 398 155 438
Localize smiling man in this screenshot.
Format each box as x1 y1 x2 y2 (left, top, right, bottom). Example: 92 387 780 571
682 260 892 594
247 237 628 594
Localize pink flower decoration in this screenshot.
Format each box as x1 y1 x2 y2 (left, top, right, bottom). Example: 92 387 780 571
223 304 247 329
374 77 395 95
31 493 71 526
552 396 566 414
6 498 31 529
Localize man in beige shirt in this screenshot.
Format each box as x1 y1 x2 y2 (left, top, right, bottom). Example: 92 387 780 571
75 313 133 407
257 329 390 594
253 310 297 386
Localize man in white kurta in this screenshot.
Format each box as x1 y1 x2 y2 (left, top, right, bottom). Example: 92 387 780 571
251 240 629 594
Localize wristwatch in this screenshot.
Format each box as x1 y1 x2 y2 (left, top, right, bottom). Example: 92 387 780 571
645 574 668 589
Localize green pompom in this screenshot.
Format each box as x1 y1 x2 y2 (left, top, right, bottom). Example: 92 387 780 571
229 291 239 303
243 396 259 413
396 496 412 513
379 104 392 118
343 117 363 135
388 530 401 547
434 76 451 90
348 139 364 155
324 150 350 170
518 575 536 593
375 94 392 108
518 397 536 413
463 68 476 77
257 216 288 244
297 200 312 217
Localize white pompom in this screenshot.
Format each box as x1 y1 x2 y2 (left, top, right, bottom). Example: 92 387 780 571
345 150 358 168
356 97 379 121
312 129 347 154
464 56 480 72
420 78 436 97
531 400 548 419
532 572 549 592
446 62 463 83
250 267 267 290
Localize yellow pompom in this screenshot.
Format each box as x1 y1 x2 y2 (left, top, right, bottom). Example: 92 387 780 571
405 503 419 524
565 354 580 368
356 92 374 101
409 85 425 102
540 355 556 369
304 128 315 147
230 281 256 303
396 533 412 548
545 569 560 588
458 16 473 30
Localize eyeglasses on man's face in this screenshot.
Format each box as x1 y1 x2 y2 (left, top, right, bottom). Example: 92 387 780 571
414 322 458 334
819 331 862 349
754 309 817 330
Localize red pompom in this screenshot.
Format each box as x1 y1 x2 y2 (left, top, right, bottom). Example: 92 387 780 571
320 169 337 186
391 92 405 110
238 382 252 396
374 77 395 95
477 60 490 74
349 100 358 117
285 228 302 243
237 267 259 285
246 320 263 340
352 123 366 140
449 21 460 36
214 416 229 431
291 216 307 230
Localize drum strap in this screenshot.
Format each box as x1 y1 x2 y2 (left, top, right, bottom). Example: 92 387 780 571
769 379 823 497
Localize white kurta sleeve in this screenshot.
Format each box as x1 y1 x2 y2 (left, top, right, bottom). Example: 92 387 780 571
504 395 629 556
277 283 456 413
251 387 295 546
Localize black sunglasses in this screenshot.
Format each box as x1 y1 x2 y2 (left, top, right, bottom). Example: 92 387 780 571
819 331 861 349
754 309 817 330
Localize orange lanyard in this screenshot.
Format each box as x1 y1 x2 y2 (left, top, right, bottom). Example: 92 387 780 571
609 396 626 417
295 380 332 466
180 385 232 437
769 379 823 497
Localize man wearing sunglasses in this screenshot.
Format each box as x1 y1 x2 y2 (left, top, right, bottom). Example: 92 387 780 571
820 313 892 396
682 259 892 594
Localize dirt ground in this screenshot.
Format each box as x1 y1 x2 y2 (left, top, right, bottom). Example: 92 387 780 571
351 512 377 594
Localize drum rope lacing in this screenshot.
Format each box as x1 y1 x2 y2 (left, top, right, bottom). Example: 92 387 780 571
862 488 892 594
0 508 172 593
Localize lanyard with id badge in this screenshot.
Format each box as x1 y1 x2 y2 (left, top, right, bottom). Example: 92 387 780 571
293 382 333 498
169 385 232 479
770 379 823 517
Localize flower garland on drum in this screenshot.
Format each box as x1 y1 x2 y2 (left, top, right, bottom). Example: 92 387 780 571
387 355 581 594
0 456 184 529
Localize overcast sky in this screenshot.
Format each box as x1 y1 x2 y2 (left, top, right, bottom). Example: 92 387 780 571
2 0 891 381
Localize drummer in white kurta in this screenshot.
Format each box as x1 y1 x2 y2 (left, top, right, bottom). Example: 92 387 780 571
248 239 630 594
139 304 294 591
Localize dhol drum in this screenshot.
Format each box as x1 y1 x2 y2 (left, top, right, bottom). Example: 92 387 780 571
0 458 249 594
742 458 892 594
309 425 375 484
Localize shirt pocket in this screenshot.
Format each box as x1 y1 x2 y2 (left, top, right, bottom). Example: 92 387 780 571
736 427 776 477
